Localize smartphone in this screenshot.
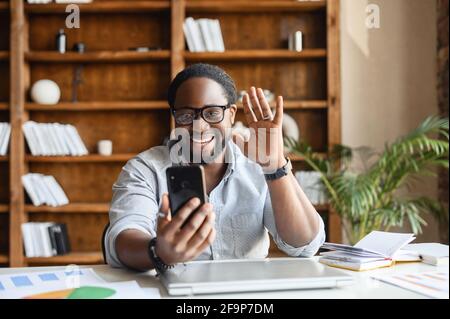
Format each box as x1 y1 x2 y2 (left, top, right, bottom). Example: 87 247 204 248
166 165 207 217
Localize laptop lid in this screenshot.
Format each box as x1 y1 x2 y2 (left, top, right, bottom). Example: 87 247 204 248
160 258 354 296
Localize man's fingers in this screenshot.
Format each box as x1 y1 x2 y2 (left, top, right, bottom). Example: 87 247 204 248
242 94 257 124
185 228 216 260
273 95 284 125
175 203 213 245
165 197 201 237
256 88 273 120
250 86 264 120
157 193 172 231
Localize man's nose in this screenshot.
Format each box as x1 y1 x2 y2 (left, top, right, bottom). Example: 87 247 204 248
193 117 210 131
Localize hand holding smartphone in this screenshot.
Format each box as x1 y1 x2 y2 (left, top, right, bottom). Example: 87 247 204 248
166 165 207 217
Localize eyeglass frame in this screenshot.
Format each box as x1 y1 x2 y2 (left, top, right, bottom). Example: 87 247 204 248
170 103 232 125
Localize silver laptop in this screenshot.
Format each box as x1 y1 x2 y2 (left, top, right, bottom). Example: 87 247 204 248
159 258 354 296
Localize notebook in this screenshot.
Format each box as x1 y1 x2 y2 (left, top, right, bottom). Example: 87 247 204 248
320 231 419 271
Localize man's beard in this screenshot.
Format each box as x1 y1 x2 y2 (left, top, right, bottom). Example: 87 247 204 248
189 134 227 165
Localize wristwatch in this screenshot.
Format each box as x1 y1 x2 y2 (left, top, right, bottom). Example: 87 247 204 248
148 237 174 274
264 157 292 181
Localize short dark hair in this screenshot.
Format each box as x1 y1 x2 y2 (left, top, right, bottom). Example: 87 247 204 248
167 63 238 108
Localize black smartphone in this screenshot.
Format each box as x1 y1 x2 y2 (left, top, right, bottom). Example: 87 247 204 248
166 165 207 217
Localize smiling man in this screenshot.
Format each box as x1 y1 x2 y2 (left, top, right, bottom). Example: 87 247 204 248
104 63 325 271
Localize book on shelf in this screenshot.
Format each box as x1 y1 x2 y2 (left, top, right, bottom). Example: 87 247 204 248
21 222 71 258
22 173 70 207
23 121 89 156
184 17 225 53
319 231 420 271
0 122 11 156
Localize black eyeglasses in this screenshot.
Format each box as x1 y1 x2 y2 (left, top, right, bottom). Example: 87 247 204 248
171 104 231 126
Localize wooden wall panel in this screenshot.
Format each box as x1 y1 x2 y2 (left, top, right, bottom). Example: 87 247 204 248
29 13 170 51
29 62 171 101
189 61 327 101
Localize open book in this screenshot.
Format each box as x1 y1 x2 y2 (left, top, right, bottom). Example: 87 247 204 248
320 231 420 271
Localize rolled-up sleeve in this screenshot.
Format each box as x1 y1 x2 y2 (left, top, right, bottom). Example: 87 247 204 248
263 191 326 257
104 157 159 268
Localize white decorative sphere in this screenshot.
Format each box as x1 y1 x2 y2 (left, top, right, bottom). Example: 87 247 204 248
31 79 61 105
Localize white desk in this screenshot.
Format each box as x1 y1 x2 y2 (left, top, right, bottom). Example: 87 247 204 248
0 258 446 299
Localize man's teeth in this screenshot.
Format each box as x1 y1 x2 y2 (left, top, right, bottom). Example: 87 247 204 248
192 136 214 143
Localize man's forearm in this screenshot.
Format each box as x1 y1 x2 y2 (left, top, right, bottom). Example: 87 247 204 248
267 172 320 247
115 229 155 272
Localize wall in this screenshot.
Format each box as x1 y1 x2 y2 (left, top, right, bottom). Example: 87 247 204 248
340 0 443 242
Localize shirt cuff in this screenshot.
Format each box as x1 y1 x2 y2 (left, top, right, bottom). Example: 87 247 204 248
273 214 326 258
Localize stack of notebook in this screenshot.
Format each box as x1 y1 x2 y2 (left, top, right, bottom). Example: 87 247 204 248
320 231 420 271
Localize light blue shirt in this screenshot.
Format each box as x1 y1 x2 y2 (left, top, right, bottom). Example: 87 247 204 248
104 140 326 268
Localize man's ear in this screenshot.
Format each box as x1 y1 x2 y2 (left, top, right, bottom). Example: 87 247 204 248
229 104 237 125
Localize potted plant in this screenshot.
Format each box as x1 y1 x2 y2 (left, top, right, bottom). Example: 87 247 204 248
285 116 449 245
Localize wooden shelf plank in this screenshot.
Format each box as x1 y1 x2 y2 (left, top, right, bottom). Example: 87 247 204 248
26 252 104 265
186 0 326 13
185 49 327 61
26 101 168 111
26 50 171 63
0 51 9 61
0 204 9 214
26 203 109 214
26 153 136 163
0 102 8 110
289 152 327 162
25 1 170 13
0 156 8 162
0 254 8 264
237 100 327 110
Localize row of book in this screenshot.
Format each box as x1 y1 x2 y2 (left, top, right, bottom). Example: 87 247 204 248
183 17 225 52
23 121 89 156
0 123 11 156
295 171 328 205
22 173 69 207
21 222 71 258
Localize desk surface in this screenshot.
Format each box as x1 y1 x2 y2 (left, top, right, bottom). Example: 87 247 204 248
0 258 446 299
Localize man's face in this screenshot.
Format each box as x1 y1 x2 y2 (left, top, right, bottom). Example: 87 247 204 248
173 77 237 164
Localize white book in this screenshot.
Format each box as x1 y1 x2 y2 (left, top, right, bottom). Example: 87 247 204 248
60 124 79 156
30 223 43 257
41 175 58 207
39 223 54 257
63 124 82 156
47 175 69 206
197 19 215 52
46 123 63 155
0 123 11 156
405 243 449 266
42 123 57 156
32 122 48 156
67 124 88 155
213 19 225 52
30 173 49 206
183 20 196 52
22 122 39 156
0 124 5 155
21 223 35 258
22 174 41 206
186 17 205 52
53 123 70 155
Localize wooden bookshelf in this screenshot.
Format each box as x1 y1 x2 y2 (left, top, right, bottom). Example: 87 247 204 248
26 252 104 266
184 49 327 61
5 0 341 267
26 101 168 111
26 50 171 63
26 154 136 163
26 203 109 214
